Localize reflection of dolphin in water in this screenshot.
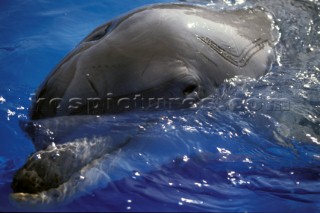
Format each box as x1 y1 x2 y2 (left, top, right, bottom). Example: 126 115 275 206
11 3 279 205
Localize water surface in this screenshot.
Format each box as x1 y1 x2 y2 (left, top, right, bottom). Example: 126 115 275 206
0 0 319 212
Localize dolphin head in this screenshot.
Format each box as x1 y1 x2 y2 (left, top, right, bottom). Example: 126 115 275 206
13 3 280 205
30 4 279 119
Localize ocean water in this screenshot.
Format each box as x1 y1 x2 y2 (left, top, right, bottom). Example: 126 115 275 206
0 0 319 212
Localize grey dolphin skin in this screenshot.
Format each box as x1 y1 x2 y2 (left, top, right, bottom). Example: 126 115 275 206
30 3 279 120
12 3 279 205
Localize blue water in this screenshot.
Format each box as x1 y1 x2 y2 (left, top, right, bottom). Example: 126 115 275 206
0 0 320 211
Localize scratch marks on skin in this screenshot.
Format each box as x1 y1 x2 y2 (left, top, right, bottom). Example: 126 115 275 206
83 63 130 96
86 76 100 97
140 55 154 77
197 35 267 67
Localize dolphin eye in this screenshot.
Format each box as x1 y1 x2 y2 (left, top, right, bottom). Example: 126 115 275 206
86 23 112 42
183 84 197 96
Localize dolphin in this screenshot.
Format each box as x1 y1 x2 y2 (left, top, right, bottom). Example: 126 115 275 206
30 3 279 120
12 3 279 205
